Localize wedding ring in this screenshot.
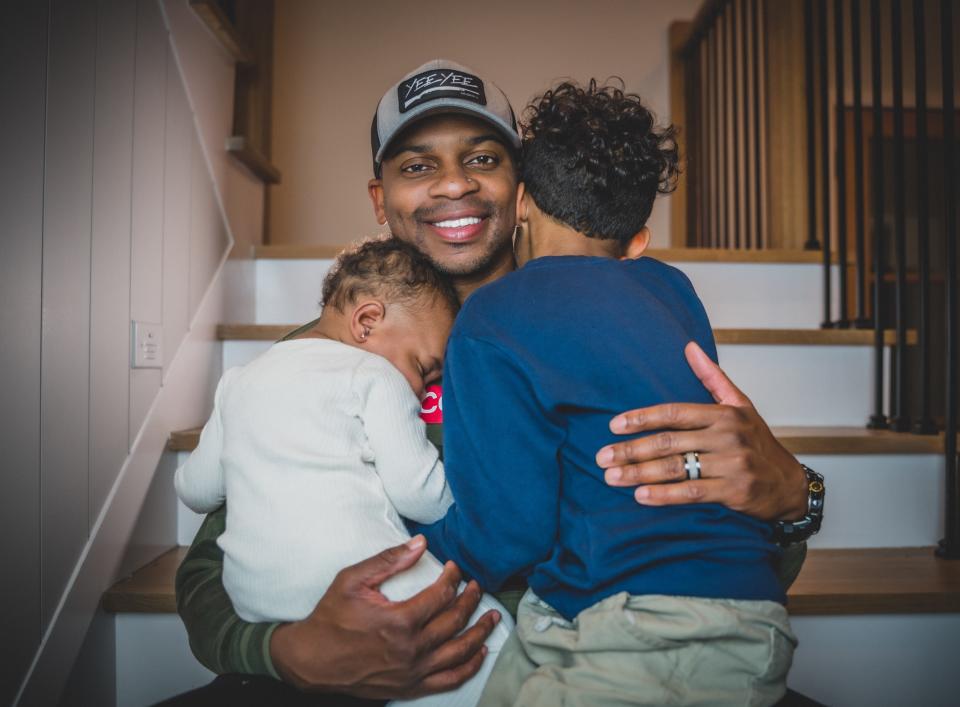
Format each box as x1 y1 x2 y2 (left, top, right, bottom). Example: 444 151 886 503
684 451 702 480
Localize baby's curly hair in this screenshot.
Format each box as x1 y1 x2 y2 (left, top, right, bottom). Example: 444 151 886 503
521 79 680 245
321 236 460 315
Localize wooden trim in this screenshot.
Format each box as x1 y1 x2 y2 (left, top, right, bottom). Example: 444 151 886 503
226 136 281 184
102 546 185 613
102 546 960 616
646 247 826 263
713 328 916 346
787 547 960 616
168 424 952 456
253 243 350 259
253 245 828 263
669 21 693 248
216 323 916 346
188 0 254 65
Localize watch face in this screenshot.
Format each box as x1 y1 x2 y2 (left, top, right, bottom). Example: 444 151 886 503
809 480 824 494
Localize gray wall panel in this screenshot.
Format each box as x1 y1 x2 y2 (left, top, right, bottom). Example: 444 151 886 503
162 48 193 379
0 3 49 702
89 0 137 528
40 0 97 632
129 0 168 442
189 137 229 318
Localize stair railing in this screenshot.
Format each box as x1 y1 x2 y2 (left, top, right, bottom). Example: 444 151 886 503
676 0 958 559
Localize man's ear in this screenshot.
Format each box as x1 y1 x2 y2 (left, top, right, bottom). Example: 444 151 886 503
350 300 386 343
623 227 652 260
367 179 387 225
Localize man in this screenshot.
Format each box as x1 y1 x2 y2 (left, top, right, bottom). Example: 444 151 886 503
173 60 820 705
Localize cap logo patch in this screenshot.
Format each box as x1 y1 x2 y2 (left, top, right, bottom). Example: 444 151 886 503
398 70 487 113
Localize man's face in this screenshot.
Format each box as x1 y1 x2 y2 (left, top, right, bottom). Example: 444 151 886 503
368 115 518 279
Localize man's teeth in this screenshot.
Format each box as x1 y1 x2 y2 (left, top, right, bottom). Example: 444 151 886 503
433 216 482 229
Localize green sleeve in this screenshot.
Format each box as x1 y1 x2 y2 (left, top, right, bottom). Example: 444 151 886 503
175 504 282 678
777 541 807 591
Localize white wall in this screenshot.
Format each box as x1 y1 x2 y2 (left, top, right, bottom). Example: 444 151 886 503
0 0 259 703
268 0 701 249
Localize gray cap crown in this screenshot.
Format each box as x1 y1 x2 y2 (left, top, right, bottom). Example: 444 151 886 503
371 59 521 174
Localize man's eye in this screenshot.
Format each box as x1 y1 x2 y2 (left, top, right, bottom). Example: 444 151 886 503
401 163 432 174
467 154 499 168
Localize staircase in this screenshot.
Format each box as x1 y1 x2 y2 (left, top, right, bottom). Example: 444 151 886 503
105 246 960 706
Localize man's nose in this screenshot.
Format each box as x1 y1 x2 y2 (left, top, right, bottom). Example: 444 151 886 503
429 164 479 199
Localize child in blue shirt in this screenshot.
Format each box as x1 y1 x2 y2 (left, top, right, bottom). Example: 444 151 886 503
411 80 797 706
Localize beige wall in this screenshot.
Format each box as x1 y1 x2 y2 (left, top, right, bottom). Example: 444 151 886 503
270 0 702 249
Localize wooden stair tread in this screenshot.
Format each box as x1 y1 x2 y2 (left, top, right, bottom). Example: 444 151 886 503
168 425 951 455
102 547 186 613
253 245 830 263
216 323 916 346
787 547 960 615
102 546 960 615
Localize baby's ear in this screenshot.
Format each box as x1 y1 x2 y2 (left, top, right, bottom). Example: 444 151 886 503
622 227 651 260
351 300 386 343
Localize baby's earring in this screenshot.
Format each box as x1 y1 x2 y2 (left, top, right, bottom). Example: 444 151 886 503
361 327 370 340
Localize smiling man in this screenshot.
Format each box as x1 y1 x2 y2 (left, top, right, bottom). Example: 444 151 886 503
171 60 820 706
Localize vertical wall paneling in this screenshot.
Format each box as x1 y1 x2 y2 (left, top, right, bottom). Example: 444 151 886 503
0 2 49 702
129 0 168 443
163 47 194 380
40 0 98 632
189 136 230 319
89 0 137 530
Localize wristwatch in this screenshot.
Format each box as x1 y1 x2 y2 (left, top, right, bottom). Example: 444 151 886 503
773 465 825 546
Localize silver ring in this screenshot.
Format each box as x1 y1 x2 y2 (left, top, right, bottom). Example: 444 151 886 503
684 451 701 480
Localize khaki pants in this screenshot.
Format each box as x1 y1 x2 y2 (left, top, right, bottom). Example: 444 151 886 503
479 589 796 707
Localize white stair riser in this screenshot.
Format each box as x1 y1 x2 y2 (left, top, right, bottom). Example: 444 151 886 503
223 341 887 427
116 614 213 706
801 454 945 549
255 259 333 324
253 259 835 329
789 614 960 707
717 344 887 427
674 262 836 329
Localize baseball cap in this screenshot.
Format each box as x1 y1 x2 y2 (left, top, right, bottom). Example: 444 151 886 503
370 59 521 175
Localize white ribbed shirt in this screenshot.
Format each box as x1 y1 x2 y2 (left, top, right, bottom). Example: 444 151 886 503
174 339 453 622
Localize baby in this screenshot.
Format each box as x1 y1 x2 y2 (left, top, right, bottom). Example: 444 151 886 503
175 236 512 707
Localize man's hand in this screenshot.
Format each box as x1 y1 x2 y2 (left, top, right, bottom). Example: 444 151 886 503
270 535 499 699
596 342 808 522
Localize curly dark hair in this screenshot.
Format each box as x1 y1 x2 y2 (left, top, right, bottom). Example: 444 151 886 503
321 236 460 315
520 79 680 245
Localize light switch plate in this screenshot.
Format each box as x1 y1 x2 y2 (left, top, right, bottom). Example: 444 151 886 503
132 321 163 369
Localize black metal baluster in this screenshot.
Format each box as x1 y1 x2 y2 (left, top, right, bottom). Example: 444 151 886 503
752 0 763 248
819 0 832 327
714 20 723 248
889 0 910 431
867 0 887 429
804 0 821 251
936 0 959 559
834 0 850 327
742 0 753 249
913 0 937 434
732 0 741 249
851 0 870 327
721 6 730 248
701 42 710 247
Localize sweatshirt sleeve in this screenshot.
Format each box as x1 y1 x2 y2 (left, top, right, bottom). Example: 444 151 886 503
357 358 453 524
174 369 233 513
410 334 565 591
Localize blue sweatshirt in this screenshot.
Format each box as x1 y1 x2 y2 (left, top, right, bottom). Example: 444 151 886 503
412 256 784 621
